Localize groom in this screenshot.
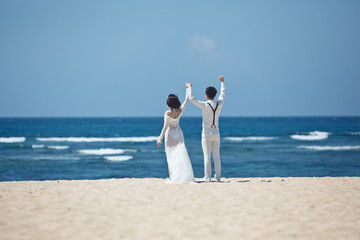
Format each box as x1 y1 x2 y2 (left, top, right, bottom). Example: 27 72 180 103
186 76 225 182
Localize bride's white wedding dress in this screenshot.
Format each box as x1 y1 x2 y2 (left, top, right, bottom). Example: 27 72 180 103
158 92 195 184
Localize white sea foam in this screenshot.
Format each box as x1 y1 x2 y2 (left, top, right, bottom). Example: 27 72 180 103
350 132 360 135
224 137 277 141
78 148 136 155
32 145 45 148
36 136 158 142
291 131 329 141
32 144 68 149
0 137 26 143
32 156 80 160
104 156 133 162
298 145 360 151
47 145 69 150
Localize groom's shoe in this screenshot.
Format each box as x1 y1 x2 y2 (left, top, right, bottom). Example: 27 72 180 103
198 177 211 182
215 178 221 182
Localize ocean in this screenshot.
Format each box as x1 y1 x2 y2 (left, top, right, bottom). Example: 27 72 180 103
0 117 359 181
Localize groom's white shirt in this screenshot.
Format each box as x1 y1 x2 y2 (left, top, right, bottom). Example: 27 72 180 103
188 82 226 129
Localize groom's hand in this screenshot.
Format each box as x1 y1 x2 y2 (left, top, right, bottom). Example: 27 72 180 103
186 82 192 88
219 76 224 82
157 142 161 147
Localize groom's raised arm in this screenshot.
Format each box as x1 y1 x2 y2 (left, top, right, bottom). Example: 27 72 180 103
186 82 206 109
218 76 226 103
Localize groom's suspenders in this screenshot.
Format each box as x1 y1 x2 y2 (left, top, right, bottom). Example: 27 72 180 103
207 102 219 128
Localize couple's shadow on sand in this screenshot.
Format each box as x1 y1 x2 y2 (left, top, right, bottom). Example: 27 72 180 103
193 179 280 184
194 179 231 184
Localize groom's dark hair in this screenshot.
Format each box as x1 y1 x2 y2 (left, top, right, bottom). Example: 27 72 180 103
206 86 217 99
167 94 181 109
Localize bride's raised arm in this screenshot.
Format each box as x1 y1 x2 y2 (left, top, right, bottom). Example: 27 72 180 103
180 88 189 111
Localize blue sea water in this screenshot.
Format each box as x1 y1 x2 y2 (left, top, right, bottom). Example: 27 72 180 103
0 117 360 181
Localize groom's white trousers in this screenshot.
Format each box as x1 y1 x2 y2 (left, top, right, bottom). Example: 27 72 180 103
202 128 221 180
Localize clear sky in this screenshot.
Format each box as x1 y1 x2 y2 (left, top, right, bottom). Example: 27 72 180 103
1 0 359 117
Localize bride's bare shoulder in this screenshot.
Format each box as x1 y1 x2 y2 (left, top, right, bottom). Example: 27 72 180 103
165 109 181 119
165 111 174 118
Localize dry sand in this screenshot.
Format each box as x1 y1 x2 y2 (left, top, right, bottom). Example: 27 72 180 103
1 177 360 240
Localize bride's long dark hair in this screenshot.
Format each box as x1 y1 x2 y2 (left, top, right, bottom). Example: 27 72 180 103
166 94 181 109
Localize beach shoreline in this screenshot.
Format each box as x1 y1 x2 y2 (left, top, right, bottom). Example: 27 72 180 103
1 177 360 240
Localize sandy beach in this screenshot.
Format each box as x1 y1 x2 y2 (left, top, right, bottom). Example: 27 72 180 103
1 177 360 240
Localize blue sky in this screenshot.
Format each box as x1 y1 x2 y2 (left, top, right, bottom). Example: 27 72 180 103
1 0 359 117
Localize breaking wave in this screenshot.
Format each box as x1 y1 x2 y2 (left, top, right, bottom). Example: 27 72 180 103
31 145 69 150
32 145 45 148
0 137 26 143
291 131 329 141
224 136 277 141
78 148 136 155
104 156 133 162
47 145 69 150
36 136 158 142
298 145 360 151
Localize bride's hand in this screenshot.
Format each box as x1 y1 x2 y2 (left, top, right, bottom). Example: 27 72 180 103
157 142 161 147
219 76 224 82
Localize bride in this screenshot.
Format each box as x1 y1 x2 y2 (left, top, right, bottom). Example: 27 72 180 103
157 85 195 184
